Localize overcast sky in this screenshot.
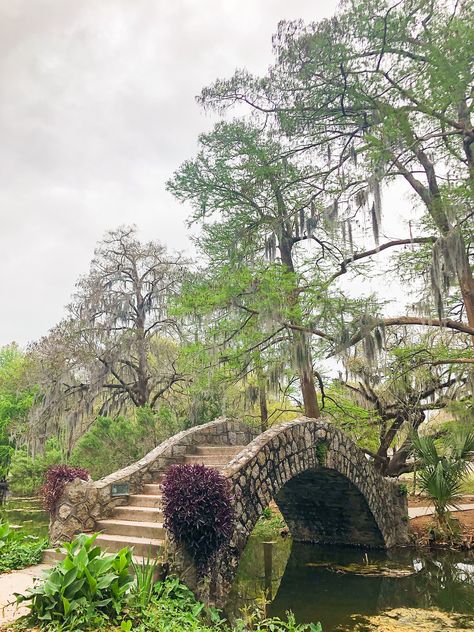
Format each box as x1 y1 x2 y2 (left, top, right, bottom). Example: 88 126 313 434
2 0 419 351
1 0 348 348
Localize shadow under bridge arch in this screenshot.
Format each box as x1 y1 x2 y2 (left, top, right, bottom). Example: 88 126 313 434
209 417 409 605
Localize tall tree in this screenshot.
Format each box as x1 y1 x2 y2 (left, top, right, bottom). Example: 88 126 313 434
30 227 187 451
339 328 472 475
200 0 474 337
0 345 36 483
168 120 383 418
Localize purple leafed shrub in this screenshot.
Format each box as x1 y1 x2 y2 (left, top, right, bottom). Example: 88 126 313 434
162 463 234 570
40 465 90 513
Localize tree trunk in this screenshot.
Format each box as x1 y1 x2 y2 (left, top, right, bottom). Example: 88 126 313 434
135 277 150 407
385 441 414 477
300 362 320 418
258 381 269 431
279 235 320 419
457 245 474 329
256 363 269 431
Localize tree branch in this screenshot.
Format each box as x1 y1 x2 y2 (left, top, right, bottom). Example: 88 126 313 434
328 236 436 283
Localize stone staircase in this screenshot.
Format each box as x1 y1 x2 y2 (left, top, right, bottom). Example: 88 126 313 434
44 444 244 564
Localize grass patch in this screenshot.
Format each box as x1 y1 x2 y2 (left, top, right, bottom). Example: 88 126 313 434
0 520 47 573
0 538 47 573
252 507 287 540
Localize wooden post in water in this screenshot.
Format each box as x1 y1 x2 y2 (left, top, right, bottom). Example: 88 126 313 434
263 541 275 600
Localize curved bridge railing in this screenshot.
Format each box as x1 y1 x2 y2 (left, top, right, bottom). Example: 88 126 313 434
49 417 258 544
184 417 410 604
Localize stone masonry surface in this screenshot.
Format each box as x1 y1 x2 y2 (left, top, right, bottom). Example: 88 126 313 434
49 415 409 607
188 417 410 605
49 417 258 544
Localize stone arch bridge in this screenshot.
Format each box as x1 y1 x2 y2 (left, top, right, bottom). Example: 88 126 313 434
49 417 409 604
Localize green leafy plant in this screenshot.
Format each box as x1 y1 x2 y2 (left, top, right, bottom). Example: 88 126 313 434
253 508 287 540
16 533 133 629
412 426 474 533
123 576 224 631
0 518 13 548
131 554 161 609
315 442 328 466
124 576 320 632
234 598 322 632
8 439 62 496
0 345 37 483
398 483 408 496
0 519 47 573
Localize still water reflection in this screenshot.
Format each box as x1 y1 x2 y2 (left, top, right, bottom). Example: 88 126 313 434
228 536 474 631
0 495 49 537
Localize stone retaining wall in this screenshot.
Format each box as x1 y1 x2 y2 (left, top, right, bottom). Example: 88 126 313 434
49 417 258 544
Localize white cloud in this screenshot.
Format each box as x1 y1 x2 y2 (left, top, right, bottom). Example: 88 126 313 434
4 1 411 347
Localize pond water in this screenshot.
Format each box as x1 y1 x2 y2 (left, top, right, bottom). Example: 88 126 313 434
0 495 49 538
228 536 474 631
3 496 474 630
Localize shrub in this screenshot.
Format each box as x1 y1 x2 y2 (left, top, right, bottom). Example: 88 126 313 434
16 533 133 629
40 464 89 512
0 519 47 573
0 518 14 548
9 439 62 495
412 425 474 533
162 464 234 571
124 576 321 632
70 406 182 479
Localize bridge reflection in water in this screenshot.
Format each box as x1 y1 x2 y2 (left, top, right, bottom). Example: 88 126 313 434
227 534 474 631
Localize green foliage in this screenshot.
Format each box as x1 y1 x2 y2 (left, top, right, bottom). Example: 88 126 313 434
70 406 181 479
198 0 474 359
252 509 287 541
318 382 380 454
17 533 134 630
123 576 320 632
8 439 62 495
130 556 161 610
233 609 322 632
315 442 328 466
13 533 322 631
124 576 224 632
0 345 37 481
412 426 474 532
0 517 14 547
398 483 408 497
0 519 47 573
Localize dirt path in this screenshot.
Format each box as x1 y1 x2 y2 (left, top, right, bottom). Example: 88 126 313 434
0 564 51 626
408 503 474 519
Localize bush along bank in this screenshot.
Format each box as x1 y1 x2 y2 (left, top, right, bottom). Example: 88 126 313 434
0 520 47 573
13 533 322 632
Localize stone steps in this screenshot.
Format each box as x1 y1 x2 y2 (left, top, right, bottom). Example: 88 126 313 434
97 518 165 539
94 533 164 556
143 483 163 495
182 455 229 467
128 494 162 507
114 506 163 522
44 444 243 567
193 445 245 456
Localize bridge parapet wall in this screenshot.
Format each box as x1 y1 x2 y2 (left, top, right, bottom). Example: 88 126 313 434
200 417 409 604
49 417 258 545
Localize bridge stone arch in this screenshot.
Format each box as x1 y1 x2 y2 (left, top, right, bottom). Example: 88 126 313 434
201 417 409 604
